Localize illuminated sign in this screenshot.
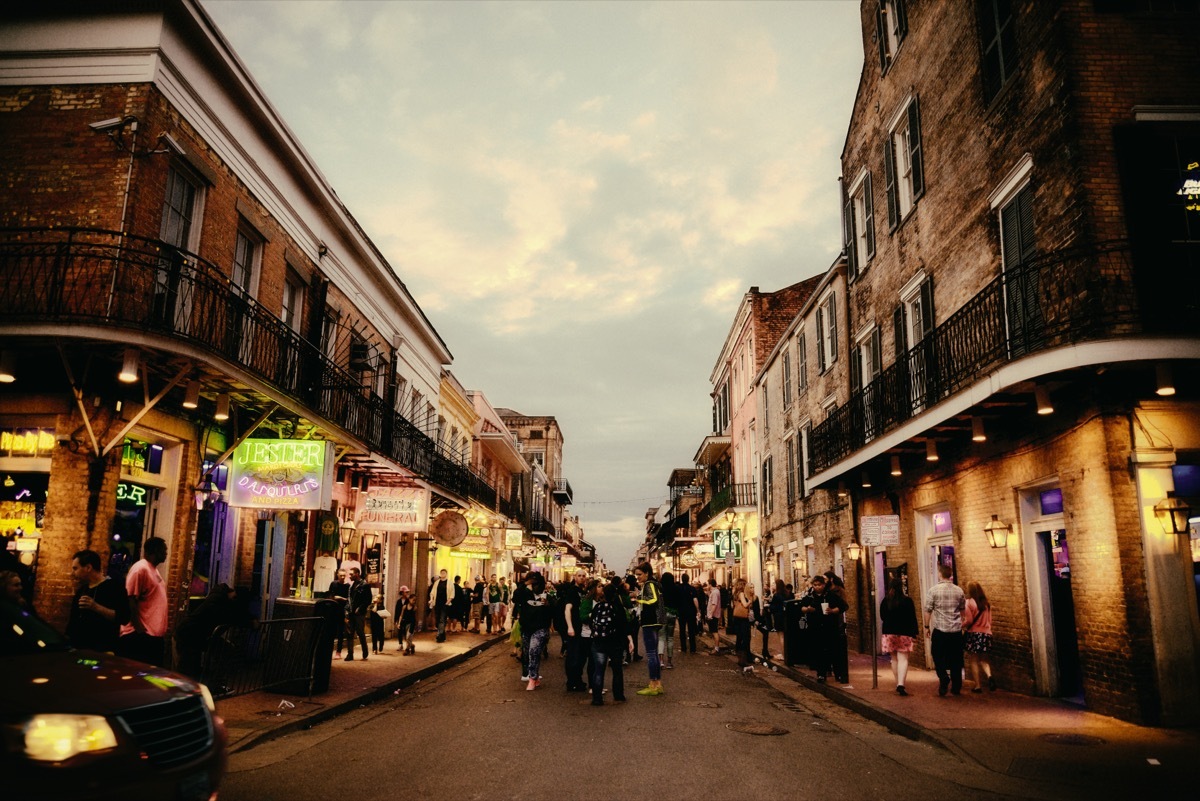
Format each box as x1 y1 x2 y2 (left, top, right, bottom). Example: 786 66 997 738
0 428 56 458
713 529 742 560
505 528 524 548
116 483 148 507
1179 162 1200 212
226 439 334 510
355 486 429 532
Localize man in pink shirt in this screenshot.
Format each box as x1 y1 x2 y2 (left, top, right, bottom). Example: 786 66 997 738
119 536 168 666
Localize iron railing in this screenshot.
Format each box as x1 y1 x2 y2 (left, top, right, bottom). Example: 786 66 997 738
809 240 1146 474
695 482 757 529
552 477 573 504
0 227 508 510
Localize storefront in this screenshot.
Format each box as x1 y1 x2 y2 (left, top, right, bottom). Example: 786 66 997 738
0 426 52 602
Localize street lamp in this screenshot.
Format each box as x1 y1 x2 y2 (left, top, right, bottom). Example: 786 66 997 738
339 519 356 559
983 515 1012 549
1154 492 1192 536
845 540 862 561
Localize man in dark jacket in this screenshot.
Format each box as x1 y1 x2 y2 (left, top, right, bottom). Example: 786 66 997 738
798 574 848 683
67 549 130 653
345 567 372 661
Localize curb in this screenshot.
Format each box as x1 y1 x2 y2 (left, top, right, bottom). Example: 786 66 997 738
227 635 506 754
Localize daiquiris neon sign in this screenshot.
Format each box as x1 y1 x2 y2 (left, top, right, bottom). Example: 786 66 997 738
226 439 334 510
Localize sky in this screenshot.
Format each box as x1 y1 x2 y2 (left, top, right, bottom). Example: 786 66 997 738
201 0 865 571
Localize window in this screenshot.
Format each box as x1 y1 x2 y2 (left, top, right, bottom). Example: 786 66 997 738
394 375 408 414
785 436 797 505
782 351 793 408
978 0 1017 103
322 306 340 359
761 455 774 517
530 430 544 439
799 421 812 496
816 291 838 373
282 269 304 332
884 97 925 229
160 167 200 251
155 165 203 329
844 171 875 281
851 326 883 439
232 225 261 298
762 378 770 431
896 273 935 411
797 330 808 391
714 380 731 432
877 0 908 73
999 182 1042 355
529 451 545 469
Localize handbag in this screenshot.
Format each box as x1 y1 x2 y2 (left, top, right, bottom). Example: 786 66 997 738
376 607 391 619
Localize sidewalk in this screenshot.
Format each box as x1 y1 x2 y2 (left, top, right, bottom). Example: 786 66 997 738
216 626 1197 792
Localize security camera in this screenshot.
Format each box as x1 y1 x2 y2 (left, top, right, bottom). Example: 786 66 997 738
88 118 125 132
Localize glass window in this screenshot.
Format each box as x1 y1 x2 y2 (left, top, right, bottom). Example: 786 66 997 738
885 98 925 229
979 0 1018 103
282 269 304 332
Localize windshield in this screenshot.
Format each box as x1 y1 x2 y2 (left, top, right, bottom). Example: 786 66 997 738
0 599 71 656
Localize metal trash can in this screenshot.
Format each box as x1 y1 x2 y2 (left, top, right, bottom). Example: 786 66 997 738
309 599 340 693
784 599 808 667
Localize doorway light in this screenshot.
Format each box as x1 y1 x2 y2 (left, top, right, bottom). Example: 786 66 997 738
118 348 139 383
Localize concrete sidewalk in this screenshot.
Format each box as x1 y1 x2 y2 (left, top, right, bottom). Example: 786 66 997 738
215 625 1197 792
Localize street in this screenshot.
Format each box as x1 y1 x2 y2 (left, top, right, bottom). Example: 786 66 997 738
224 645 1027 801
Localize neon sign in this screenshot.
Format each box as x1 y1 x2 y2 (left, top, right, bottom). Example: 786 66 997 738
1180 162 1200 213
226 439 333 510
116 483 147 507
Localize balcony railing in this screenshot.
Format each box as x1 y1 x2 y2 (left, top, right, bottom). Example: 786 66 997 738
0 227 476 497
552 477 573 504
809 240 1146 475
695 482 756 529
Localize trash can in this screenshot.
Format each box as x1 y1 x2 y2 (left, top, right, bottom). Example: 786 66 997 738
784 599 809 667
309 598 340 693
265 598 334 695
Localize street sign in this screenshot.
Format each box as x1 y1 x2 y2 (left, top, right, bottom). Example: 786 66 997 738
860 515 900 547
713 529 742 560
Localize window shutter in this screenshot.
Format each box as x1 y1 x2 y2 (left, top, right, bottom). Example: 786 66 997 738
816 305 827 373
843 180 858 281
828 294 838 363
876 5 889 71
850 344 863 394
797 331 807 388
908 96 924 199
919 275 935 339
1017 186 1036 263
864 171 876 260
893 303 907 358
895 0 908 40
884 137 898 229
871 328 883 380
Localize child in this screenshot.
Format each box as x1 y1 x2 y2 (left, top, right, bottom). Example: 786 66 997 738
368 594 386 654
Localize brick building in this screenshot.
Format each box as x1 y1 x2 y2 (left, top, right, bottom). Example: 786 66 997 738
0 1 527 647
798 0 1200 725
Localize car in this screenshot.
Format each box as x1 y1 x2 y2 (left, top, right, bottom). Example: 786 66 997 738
0 599 226 801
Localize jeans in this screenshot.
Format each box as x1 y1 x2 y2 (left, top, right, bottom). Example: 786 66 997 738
931 629 964 693
590 643 626 703
731 617 752 667
435 606 449 641
522 627 549 680
564 633 584 689
642 627 661 681
347 613 368 658
678 610 698 652
661 615 676 664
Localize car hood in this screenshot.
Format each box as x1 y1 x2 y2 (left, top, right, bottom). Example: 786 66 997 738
0 649 206 721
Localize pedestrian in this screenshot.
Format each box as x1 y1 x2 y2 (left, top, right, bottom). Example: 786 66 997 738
659 571 677 669
963 580 996 692
559 569 588 692
798 574 848 682
588 580 632 705
344 566 371 661
467 576 483 633
487 574 502 633
450 575 465 633
705 577 723 654
66 549 130 654
730 577 754 672
499 575 511 632
427 569 451 642
327 568 350 657
1 569 22 605
824 571 850 683
880 577 918 696
924 563 966 696
623 574 641 663
174 582 248 679
677 574 701 654
515 571 554 690
118 536 168 666
633 562 665 695
369 593 386 654
580 577 597 689
395 585 417 655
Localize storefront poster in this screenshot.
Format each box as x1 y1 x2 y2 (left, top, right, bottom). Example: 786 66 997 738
357 486 429 532
226 439 334 510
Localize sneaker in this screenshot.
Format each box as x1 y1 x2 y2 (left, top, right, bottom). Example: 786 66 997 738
521 675 529 682
526 680 537 691
635 686 661 696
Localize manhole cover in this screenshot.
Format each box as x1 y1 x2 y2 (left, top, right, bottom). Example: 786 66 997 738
1038 733 1106 746
727 721 789 736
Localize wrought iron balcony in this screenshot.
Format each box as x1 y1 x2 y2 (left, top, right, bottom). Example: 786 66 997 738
695 482 756 529
808 240 1155 475
0 227 470 493
552 477 573 504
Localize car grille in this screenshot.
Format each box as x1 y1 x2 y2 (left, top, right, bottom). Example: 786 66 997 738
116 695 214 768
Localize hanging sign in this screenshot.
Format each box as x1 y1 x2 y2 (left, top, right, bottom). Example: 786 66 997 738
356 486 429 532
226 439 334 510
713 529 742 560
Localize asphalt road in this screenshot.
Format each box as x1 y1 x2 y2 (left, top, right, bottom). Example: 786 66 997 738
220 645 1052 801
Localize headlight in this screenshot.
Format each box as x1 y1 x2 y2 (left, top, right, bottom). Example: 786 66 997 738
199 683 216 712
24 714 118 761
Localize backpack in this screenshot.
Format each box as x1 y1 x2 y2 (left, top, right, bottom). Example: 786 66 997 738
591 601 616 640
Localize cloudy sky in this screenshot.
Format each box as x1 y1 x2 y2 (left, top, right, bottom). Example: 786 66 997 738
201 0 865 570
